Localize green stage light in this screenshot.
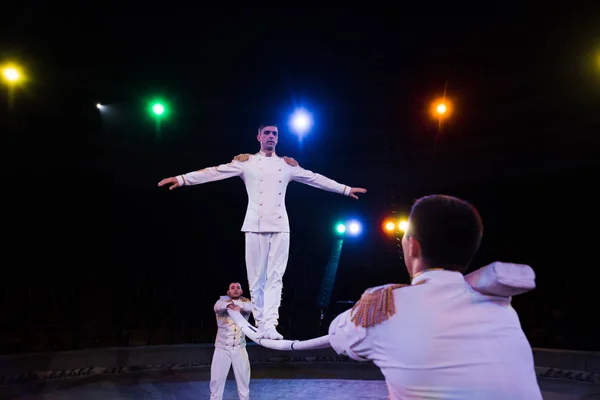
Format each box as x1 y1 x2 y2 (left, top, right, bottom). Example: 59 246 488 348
152 103 165 116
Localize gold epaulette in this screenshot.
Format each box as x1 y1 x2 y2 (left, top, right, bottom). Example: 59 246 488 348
350 284 408 328
241 297 251 302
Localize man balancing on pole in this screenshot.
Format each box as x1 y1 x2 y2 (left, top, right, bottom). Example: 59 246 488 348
158 123 367 340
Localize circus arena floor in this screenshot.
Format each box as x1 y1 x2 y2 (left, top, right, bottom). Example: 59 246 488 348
1 362 598 399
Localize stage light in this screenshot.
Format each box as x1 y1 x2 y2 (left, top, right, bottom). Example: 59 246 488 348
2 62 27 109
2 67 20 83
385 221 395 231
335 223 346 234
289 108 313 136
152 103 165 116
430 98 452 119
147 99 170 137
1 63 25 85
347 220 362 236
399 219 409 232
147 99 169 118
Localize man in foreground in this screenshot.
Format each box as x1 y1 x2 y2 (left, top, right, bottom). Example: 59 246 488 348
328 195 543 399
158 123 366 340
210 282 253 400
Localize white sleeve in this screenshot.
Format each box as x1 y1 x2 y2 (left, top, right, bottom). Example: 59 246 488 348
242 300 253 316
290 166 350 196
328 309 371 361
214 300 229 315
176 160 244 187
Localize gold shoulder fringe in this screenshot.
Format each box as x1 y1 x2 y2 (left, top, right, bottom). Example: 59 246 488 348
241 297 251 302
350 284 408 328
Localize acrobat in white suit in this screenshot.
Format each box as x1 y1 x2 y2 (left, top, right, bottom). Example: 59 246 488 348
210 283 254 400
159 124 366 340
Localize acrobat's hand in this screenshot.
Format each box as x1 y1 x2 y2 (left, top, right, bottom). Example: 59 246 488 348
158 177 180 190
283 156 299 167
349 187 367 199
227 304 242 312
233 153 252 162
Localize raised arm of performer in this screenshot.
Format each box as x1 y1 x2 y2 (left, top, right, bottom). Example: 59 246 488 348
214 297 233 315
240 297 253 316
157 159 245 190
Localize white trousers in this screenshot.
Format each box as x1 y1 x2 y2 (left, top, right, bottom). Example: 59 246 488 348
210 347 250 400
245 232 290 328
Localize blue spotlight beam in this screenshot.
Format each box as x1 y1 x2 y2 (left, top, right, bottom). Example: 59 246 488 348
316 239 344 308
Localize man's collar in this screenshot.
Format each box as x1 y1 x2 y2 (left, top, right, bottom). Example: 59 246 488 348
259 150 277 157
220 295 241 301
411 269 463 285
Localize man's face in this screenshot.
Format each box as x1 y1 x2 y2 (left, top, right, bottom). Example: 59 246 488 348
227 283 243 299
257 126 278 152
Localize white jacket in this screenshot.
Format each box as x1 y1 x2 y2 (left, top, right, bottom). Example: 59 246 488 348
176 152 350 232
329 270 543 400
213 295 253 350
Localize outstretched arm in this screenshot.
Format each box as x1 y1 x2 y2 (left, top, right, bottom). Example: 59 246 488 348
290 166 367 199
158 160 244 190
329 309 371 361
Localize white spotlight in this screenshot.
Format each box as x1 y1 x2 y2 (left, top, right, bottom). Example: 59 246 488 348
348 221 362 236
289 108 313 136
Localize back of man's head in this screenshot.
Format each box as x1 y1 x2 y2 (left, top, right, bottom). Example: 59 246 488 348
408 195 483 273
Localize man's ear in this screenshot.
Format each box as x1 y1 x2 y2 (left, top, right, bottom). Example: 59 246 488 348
407 236 421 259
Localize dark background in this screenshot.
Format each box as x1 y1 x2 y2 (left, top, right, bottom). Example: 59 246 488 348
1 8 599 354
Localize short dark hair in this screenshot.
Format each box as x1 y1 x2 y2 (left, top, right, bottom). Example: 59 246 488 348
258 123 278 133
407 195 483 273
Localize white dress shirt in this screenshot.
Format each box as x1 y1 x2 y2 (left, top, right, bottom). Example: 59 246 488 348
329 269 543 400
213 296 253 350
176 152 350 232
